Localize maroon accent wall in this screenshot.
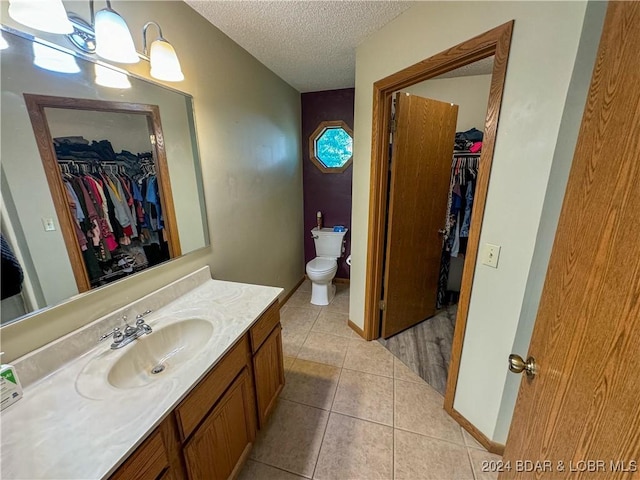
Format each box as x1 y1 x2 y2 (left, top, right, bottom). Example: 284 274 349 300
302 88 354 279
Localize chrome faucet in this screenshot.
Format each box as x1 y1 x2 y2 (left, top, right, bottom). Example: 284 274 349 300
99 310 153 349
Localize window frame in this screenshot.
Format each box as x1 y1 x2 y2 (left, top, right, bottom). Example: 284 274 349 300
308 120 353 173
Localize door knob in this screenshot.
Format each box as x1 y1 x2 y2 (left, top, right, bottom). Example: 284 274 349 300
508 354 537 378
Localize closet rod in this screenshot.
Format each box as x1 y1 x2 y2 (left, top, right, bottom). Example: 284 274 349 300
57 159 126 165
452 152 481 157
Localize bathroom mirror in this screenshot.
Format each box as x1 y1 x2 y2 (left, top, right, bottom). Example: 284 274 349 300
0 27 209 325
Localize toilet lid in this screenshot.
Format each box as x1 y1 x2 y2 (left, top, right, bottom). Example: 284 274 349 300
307 257 337 273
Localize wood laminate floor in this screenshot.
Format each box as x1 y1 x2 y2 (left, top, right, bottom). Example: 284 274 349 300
378 305 457 395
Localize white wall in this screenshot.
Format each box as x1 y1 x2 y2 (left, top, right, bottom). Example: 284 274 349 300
351 1 589 442
403 74 493 132
1 1 304 361
493 0 607 443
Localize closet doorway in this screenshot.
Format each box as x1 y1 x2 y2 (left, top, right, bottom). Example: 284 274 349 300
363 21 513 453
379 77 491 396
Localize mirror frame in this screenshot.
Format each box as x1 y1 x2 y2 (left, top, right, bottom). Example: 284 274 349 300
23 94 182 292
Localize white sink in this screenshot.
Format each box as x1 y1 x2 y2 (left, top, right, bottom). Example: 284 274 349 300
107 319 214 389
76 318 214 397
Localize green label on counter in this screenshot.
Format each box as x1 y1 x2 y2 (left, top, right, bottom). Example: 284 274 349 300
1 370 17 384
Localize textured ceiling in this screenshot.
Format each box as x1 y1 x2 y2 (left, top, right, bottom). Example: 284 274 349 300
185 1 413 92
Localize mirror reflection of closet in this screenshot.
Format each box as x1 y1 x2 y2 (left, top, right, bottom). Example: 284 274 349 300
24 95 181 293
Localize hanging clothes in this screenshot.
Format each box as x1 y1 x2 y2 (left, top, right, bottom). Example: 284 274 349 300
58 158 169 287
55 135 172 288
436 151 480 309
63 180 88 252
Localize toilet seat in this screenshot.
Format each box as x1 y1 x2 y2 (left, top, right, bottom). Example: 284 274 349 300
306 257 337 274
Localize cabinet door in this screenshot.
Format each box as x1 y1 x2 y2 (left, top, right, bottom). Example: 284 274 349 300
110 416 184 480
183 368 256 480
253 324 285 427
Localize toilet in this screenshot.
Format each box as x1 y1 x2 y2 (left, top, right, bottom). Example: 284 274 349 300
306 227 348 305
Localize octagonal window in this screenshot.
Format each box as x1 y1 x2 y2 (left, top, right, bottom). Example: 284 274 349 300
309 120 353 173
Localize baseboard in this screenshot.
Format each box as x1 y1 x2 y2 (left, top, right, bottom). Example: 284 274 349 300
347 319 366 339
280 277 305 306
445 405 505 455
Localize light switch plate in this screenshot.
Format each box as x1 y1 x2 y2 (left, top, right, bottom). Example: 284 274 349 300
482 243 501 268
42 217 56 231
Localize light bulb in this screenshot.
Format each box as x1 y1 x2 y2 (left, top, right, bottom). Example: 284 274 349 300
33 42 80 74
94 8 139 64
149 38 184 82
8 0 73 34
94 64 132 89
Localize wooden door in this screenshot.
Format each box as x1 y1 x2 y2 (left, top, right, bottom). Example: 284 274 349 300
184 369 256 480
381 93 458 338
253 324 285 428
502 2 640 476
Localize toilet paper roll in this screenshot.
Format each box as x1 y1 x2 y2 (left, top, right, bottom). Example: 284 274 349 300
346 255 352 266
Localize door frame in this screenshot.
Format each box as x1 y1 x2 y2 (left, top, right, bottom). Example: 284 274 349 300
363 21 513 452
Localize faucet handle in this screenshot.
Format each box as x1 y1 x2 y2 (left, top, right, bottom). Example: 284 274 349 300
135 310 152 320
113 329 124 344
99 327 122 343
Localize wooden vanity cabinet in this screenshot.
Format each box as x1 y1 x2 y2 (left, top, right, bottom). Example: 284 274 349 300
252 323 285 427
174 336 252 441
109 300 283 480
110 416 184 480
183 368 256 480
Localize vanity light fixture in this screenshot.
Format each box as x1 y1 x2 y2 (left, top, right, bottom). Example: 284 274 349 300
143 22 184 82
32 42 81 74
94 1 139 64
8 0 73 35
7 0 185 82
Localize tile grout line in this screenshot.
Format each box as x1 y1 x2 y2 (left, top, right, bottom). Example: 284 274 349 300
392 356 396 480
310 362 344 479
466 445 479 480
393 424 469 449
325 409 394 430
250 459 313 479
282 390 396 430
341 366 394 381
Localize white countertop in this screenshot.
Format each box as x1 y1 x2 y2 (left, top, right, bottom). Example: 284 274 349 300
0 278 282 480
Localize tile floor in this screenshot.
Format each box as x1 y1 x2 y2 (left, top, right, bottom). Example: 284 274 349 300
239 281 501 480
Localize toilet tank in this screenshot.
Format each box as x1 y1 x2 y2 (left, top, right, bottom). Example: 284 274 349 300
312 227 348 258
